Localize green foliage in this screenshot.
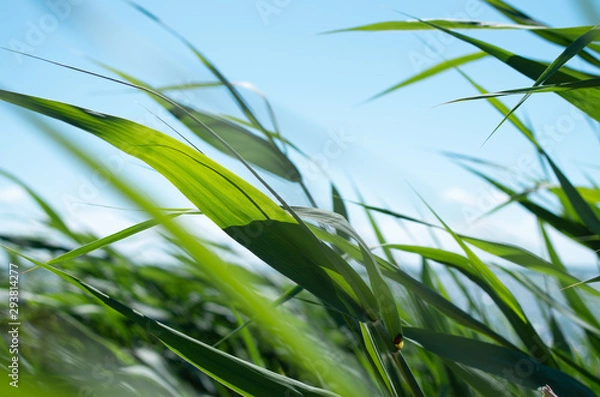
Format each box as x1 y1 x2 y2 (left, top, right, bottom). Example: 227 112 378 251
1 1 599 396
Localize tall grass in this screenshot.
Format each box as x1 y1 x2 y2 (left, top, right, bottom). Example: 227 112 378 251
1 1 599 396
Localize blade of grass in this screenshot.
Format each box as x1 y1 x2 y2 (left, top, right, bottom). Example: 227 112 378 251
368 52 488 100
3 247 343 397
403 327 596 397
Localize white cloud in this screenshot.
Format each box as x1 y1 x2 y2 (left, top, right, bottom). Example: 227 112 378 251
0 185 27 203
441 186 476 207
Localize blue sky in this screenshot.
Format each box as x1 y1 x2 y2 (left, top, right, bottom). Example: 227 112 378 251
0 0 599 267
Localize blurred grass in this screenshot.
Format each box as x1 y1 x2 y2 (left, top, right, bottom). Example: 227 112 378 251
1 1 600 396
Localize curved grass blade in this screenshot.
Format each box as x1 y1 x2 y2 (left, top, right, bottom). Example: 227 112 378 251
496 266 600 337
98 64 302 182
292 206 402 343
46 211 195 265
485 25 600 141
369 52 487 100
158 80 286 150
540 223 600 348
327 20 600 36
10 119 375 397
414 192 527 323
461 236 600 297
544 154 600 236
382 242 556 365
552 348 600 389
311 227 520 350
483 0 600 64
446 77 600 103
359 323 402 397
456 163 600 253
339 17 600 123
331 184 350 240
0 88 374 321
403 327 596 397
563 275 600 290
444 362 507 396
4 247 341 397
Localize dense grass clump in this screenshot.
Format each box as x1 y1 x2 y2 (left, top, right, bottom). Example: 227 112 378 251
1 1 599 396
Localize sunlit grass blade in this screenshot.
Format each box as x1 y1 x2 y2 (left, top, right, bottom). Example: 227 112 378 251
0 88 374 321
414 193 528 322
10 118 375 397
359 323 402 396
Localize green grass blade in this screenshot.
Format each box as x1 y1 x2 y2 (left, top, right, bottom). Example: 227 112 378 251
403 327 596 397
98 64 302 182
331 184 351 241
369 52 487 100
487 25 600 139
484 0 600 64
10 118 375 397
446 77 600 102
544 154 600 236
292 206 402 340
457 163 600 253
312 227 520 350
462 236 600 297
46 211 193 265
327 19 600 35
0 88 373 321
341 17 600 123
563 275 600 290
158 79 287 148
127 2 281 150
4 247 341 397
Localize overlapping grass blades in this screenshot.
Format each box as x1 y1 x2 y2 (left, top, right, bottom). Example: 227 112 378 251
1 1 600 395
